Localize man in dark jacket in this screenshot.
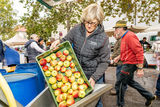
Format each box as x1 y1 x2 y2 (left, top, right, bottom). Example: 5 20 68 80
51 3 110 107
0 39 4 62
114 20 156 107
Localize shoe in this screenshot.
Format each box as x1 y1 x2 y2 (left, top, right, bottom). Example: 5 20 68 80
145 95 156 107
110 88 116 95
155 95 160 100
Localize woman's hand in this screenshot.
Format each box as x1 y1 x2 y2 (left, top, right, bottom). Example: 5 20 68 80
89 78 95 89
50 40 60 49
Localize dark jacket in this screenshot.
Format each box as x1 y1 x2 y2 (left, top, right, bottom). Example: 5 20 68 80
0 39 5 62
61 24 110 82
25 40 40 62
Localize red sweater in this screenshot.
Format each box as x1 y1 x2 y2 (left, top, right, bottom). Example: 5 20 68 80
120 31 144 64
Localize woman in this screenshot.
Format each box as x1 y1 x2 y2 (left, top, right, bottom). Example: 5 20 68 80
51 3 110 107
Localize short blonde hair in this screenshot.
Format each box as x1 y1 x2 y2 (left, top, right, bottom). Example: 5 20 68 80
81 3 104 24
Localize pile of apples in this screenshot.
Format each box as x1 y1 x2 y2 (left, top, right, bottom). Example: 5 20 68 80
39 49 88 107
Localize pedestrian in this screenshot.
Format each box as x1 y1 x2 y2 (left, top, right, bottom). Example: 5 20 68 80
152 37 160 100
114 20 156 107
25 34 45 63
139 37 151 52
51 3 110 107
110 32 127 95
38 38 45 50
0 39 5 63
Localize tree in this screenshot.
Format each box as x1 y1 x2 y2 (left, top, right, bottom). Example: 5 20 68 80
0 0 17 40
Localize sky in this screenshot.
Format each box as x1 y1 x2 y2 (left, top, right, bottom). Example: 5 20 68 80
12 0 159 32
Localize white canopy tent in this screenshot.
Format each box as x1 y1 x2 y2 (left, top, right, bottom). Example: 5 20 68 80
144 24 160 36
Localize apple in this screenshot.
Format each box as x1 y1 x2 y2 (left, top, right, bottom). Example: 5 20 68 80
58 61 63 67
74 71 81 78
83 83 88 90
49 77 57 84
60 55 66 62
65 82 71 90
72 90 79 98
45 56 51 62
48 66 54 71
55 65 61 71
66 98 75 106
56 51 63 58
59 101 67 107
61 85 68 93
63 61 70 67
65 70 72 77
68 89 73 95
78 85 85 90
62 76 68 83
42 65 48 72
77 78 84 85
63 50 69 56
66 55 72 61
54 88 61 96
60 67 66 73
78 90 86 98
45 70 51 77
52 83 57 89
68 76 75 83
50 53 57 60
72 82 78 90
61 93 68 100
51 70 58 77
56 94 63 103
70 62 75 68
56 73 63 81
57 82 64 88
50 60 58 66
71 68 76 73
39 58 47 66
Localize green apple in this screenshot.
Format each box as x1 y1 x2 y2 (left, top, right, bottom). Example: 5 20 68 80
63 61 70 67
50 60 58 66
45 56 51 62
55 65 61 71
48 77 57 84
61 85 68 93
78 90 86 98
68 76 75 83
56 94 63 103
50 53 57 60
52 83 57 89
68 89 73 95
48 66 54 71
44 70 51 77
74 71 81 78
65 82 71 90
77 78 84 85
62 76 68 83
58 61 63 67
51 70 58 77
54 88 61 96
72 82 78 90
65 70 72 77
67 55 72 61
63 50 69 56
57 82 64 88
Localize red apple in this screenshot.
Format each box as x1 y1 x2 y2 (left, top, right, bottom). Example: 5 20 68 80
57 82 64 88
68 76 75 83
60 67 66 73
56 73 63 81
66 55 72 61
83 83 88 90
59 101 67 107
44 70 51 77
61 85 68 93
65 70 72 77
72 90 79 98
65 82 71 90
72 82 78 90
74 71 81 78
49 77 57 84
63 50 69 56
58 61 63 67
39 58 47 66
50 53 57 60
50 60 58 66
55 65 61 71
42 65 48 72
62 76 68 83
56 51 63 58
63 61 70 67
71 68 76 73
56 94 63 103
52 83 57 89
68 89 73 95
77 78 84 85
66 98 75 106
45 56 51 63
78 90 86 98
54 88 61 96
70 62 75 68
60 55 66 62
51 70 58 77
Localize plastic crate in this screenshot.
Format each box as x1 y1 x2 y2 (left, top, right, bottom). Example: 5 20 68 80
36 41 93 107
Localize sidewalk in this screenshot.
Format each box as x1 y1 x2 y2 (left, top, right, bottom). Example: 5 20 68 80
102 67 160 107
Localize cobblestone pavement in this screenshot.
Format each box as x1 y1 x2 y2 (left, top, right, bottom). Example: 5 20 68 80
102 67 160 107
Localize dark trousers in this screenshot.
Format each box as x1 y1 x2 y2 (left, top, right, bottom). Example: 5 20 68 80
155 73 160 97
115 64 153 106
